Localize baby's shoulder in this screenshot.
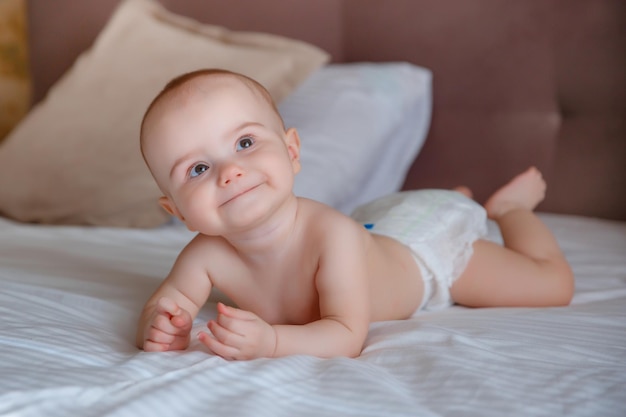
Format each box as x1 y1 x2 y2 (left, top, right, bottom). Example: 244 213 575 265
176 233 248 279
178 233 232 262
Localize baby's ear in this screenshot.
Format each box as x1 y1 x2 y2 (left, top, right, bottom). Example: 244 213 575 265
159 196 185 223
285 127 301 174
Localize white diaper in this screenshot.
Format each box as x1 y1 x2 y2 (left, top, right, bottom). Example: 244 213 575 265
351 189 487 311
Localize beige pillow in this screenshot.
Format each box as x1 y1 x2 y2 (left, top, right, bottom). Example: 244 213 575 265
0 0 31 141
0 0 329 227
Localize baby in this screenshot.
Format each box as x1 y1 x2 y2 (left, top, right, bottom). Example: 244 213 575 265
136 69 574 359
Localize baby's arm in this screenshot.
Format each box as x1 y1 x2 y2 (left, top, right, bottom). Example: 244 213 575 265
137 240 212 351
198 219 371 359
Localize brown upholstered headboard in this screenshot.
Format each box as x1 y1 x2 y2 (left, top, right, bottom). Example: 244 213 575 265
26 0 626 220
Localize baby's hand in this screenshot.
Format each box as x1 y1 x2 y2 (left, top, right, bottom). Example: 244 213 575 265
199 303 277 360
143 297 193 352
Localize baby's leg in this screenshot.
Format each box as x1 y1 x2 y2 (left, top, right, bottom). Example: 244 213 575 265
450 167 574 307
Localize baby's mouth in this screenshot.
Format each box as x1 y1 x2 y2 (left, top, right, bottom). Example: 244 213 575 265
220 184 261 206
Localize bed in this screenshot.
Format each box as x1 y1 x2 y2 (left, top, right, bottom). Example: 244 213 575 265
1 0 625 415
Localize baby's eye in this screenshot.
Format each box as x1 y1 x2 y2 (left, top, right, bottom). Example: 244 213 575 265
236 136 255 151
189 163 209 178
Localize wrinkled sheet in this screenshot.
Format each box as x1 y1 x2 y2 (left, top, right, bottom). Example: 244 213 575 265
1 214 625 417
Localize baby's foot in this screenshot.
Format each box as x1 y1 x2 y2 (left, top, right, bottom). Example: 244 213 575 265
484 166 546 219
452 185 473 199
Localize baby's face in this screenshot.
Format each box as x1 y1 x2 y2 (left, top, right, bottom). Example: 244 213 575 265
142 76 300 234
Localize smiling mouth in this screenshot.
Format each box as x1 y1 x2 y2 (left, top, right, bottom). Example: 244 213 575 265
220 184 261 206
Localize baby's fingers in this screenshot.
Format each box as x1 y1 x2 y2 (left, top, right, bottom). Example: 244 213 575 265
217 302 258 321
147 326 176 345
208 319 244 346
145 334 189 352
198 330 240 360
143 340 170 352
146 323 190 351
170 308 193 331
155 296 180 317
152 313 180 335
154 297 191 332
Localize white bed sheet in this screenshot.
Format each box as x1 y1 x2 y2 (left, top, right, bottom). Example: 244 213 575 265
1 214 625 417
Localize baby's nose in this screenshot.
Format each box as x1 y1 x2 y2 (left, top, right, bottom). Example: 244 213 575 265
218 163 244 186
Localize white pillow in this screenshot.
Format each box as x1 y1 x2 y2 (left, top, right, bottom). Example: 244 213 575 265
279 62 432 214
